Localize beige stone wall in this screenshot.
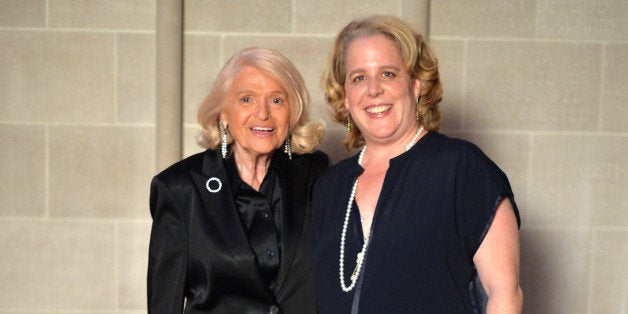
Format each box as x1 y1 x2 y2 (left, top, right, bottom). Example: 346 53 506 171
1 0 155 312
0 0 625 313
429 1 627 312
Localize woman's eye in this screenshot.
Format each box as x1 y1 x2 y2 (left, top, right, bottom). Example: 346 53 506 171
352 75 365 83
271 97 284 104
240 97 251 103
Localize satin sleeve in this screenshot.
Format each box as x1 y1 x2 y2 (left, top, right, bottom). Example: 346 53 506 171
147 176 189 313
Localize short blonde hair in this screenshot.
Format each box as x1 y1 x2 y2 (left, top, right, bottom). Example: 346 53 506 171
322 15 442 150
197 47 324 154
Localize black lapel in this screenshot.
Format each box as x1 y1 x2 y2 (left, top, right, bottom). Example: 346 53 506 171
275 153 310 290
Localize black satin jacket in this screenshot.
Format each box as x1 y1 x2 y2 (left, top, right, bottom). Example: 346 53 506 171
148 148 329 314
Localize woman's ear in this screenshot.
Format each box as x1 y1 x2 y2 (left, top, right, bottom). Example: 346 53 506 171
413 78 422 100
219 112 227 129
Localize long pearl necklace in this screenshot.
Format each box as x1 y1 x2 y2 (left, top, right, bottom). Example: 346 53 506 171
339 125 425 292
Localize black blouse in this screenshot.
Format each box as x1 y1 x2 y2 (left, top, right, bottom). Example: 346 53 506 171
225 155 282 288
312 132 521 313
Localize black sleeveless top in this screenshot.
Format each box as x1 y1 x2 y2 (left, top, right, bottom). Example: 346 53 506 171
312 132 520 313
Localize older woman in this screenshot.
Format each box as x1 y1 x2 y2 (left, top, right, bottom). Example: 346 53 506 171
312 16 522 313
148 47 328 313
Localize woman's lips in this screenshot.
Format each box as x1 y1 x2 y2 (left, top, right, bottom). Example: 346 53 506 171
365 104 392 115
250 126 275 136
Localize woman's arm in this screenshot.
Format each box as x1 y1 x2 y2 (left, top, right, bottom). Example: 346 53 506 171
147 176 188 313
473 198 523 313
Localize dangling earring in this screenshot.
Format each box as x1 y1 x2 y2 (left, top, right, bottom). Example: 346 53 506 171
415 96 421 121
284 129 292 160
219 120 228 159
346 115 352 131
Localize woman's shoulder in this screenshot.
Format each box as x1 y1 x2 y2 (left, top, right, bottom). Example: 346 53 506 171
317 152 360 182
154 149 213 182
290 150 331 174
293 149 330 164
424 132 507 178
423 132 488 160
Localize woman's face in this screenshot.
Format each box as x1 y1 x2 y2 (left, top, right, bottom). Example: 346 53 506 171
343 35 420 147
221 66 290 160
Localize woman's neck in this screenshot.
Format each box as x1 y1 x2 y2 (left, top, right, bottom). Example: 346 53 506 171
361 124 424 167
233 148 273 191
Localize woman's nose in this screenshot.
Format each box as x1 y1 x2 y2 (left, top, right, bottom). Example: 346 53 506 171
368 79 383 96
255 103 269 120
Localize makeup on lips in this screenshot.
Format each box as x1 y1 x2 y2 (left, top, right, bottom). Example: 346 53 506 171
249 126 275 137
365 104 393 117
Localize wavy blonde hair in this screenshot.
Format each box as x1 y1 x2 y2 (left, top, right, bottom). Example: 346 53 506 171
321 15 442 150
197 47 324 154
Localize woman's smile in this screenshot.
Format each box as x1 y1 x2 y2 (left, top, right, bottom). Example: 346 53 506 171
250 126 275 136
365 104 393 115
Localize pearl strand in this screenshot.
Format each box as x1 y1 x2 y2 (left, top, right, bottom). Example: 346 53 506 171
405 124 424 151
339 148 367 292
339 125 424 292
